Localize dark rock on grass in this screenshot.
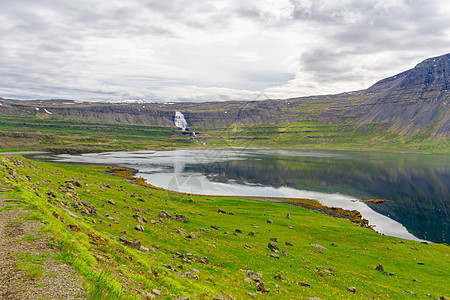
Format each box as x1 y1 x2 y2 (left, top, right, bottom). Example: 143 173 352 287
246 270 262 281
173 214 189 223
135 225 144 231
133 215 145 223
108 199 116 205
211 225 220 230
158 211 172 218
375 263 385 272
270 238 278 242
198 256 209 264
331 243 338 247
267 219 273 224
248 231 256 236
270 254 280 259
186 232 198 239
257 282 269 293
46 190 57 198
280 250 289 256
176 229 186 235
119 236 141 250
298 282 311 287
244 244 251 249
285 242 293 246
418 262 425 265
235 229 242 233
347 286 356 293
218 208 227 214
268 242 279 252
286 213 291 219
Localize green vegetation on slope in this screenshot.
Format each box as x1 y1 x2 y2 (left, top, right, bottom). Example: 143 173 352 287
0 114 194 152
0 156 448 299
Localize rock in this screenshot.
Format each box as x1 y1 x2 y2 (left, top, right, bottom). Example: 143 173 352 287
235 229 242 233
246 293 256 298
246 270 263 281
140 246 150 252
248 231 256 236
66 182 75 189
211 225 220 230
151 289 161 296
135 225 144 231
389 273 395 276
270 254 280 259
286 213 291 219
331 243 338 247
310 244 327 250
257 282 269 293
347 286 356 293
198 256 209 264
280 250 289 256
268 242 280 252
158 211 172 218
285 242 293 246
186 232 198 239
375 263 385 272
270 238 278 242
298 282 311 287
108 199 116 205
150 220 158 224
133 215 145 223
73 181 83 187
218 208 227 214
413 279 419 282
288 226 294 229
138 198 145 202
267 219 273 223
418 262 425 265
244 243 251 249
176 229 186 235
46 190 57 198
173 214 189 223
306 298 322 300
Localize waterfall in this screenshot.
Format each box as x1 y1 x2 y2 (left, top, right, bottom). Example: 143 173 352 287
174 111 188 131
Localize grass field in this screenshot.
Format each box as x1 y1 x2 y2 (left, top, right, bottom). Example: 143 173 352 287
1 156 448 299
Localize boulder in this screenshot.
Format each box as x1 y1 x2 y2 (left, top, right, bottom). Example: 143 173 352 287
267 219 273 224
135 225 144 231
186 232 198 239
347 286 356 293
268 242 280 252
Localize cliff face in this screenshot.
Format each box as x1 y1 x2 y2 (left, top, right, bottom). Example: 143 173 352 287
357 54 450 137
0 54 449 139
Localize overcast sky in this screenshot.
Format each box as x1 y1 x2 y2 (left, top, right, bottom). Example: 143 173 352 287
1 0 450 102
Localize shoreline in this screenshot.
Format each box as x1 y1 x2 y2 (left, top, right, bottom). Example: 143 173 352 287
102 165 373 230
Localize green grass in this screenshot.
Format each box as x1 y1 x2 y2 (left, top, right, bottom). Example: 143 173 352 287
1 156 449 299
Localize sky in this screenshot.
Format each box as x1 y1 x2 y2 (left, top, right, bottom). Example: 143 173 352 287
1 0 450 102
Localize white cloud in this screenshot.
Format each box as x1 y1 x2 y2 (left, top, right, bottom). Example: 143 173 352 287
0 0 449 102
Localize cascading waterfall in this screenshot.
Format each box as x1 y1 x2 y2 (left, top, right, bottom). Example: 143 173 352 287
174 111 188 131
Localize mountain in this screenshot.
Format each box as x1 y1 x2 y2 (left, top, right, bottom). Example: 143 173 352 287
0 54 449 151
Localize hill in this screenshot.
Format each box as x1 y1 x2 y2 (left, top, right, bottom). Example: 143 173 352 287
0 54 449 152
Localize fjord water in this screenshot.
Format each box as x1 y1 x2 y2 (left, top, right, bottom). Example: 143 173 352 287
35 149 449 244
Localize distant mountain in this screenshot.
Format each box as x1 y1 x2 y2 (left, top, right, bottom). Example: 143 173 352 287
0 53 449 144
357 53 450 137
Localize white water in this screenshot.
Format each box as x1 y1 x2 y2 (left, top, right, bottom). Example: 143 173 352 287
174 111 188 131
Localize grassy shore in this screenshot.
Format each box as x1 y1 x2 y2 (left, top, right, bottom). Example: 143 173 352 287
0 155 448 299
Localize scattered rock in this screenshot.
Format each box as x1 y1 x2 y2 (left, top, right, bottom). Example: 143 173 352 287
270 238 278 243
257 282 269 293
235 229 242 233
375 263 385 273
152 289 161 296
176 229 186 235
347 286 356 293
418 262 425 265
246 270 263 281
310 244 327 250
331 243 338 247
413 279 420 283
186 232 198 239
246 293 256 298
267 219 273 224
270 254 280 259
173 214 189 223
288 226 294 229
244 244 251 249
285 242 293 247
211 225 220 230
298 282 311 287
108 199 116 205
158 211 172 218
268 242 280 252
218 208 227 214
248 231 256 236
198 256 209 264
286 213 291 219
135 225 144 231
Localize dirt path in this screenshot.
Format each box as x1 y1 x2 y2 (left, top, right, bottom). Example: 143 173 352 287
0 196 87 300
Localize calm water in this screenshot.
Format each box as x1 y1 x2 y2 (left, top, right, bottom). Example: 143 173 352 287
33 149 450 244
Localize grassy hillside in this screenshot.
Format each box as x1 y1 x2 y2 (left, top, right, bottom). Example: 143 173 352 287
1 155 448 299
